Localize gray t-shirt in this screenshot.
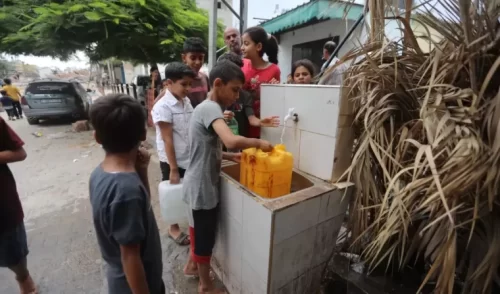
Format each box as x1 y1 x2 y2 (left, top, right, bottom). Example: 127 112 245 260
183 100 224 210
89 166 163 294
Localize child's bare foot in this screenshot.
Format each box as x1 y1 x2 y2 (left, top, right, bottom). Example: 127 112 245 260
183 264 216 280
17 274 37 294
183 262 198 277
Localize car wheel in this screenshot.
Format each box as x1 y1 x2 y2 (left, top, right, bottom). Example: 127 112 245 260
27 117 39 125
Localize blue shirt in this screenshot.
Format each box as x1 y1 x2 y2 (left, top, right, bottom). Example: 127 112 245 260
89 166 163 294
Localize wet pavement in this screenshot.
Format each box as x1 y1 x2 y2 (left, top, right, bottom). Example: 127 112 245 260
0 113 202 294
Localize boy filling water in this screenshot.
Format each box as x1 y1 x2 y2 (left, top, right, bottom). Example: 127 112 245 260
182 61 273 294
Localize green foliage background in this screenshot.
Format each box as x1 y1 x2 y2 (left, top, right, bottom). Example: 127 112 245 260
0 0 225 63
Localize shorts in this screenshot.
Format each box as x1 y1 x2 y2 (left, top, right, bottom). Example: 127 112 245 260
187 205 219 264
160 161 186 181
0 222 29 267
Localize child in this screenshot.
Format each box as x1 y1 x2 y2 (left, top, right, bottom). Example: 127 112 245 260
240 26 281 138
0 90 16 120
183 61 273 294
291 59 315 84
149 66 162 98
2 79 23 119
182 37 210 109
0 117 36 294
151 62 195 248
153 79 170 106
89 94 164 294
217 52 279 138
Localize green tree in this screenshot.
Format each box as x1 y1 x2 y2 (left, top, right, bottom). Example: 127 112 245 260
0 0 225 63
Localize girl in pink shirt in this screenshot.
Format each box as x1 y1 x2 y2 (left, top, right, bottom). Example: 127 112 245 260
241 26 281 138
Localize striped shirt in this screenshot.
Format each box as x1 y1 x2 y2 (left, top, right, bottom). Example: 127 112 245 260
151 90 193 168
187 72 209 109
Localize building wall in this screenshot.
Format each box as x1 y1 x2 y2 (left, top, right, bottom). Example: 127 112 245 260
276 19 362 82
196 0 234 28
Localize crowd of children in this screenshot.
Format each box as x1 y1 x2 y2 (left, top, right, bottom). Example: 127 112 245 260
0 21 342 294
87 25 325 294
86 25 327 294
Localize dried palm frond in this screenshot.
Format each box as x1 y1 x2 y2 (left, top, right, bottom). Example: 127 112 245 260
340 0 500 293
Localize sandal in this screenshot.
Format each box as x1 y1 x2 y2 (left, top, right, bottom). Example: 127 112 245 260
168 231 190 246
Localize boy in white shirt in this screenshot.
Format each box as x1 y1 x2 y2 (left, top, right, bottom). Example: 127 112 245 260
151 62 195 250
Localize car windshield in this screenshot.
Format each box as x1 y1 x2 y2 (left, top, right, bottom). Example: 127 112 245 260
26 82 74 95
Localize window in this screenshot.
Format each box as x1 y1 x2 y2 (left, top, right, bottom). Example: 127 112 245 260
291 36 340 73
26 82 75 95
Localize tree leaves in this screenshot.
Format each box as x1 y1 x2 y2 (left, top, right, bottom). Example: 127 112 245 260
68 4 87 12
0 0 225 63
84 11 102 21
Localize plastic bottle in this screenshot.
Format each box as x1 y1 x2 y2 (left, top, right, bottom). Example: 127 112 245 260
228 117 239 135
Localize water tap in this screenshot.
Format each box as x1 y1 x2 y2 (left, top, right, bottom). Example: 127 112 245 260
283 108 298 124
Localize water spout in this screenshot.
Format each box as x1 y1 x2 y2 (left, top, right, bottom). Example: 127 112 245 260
280 108 295 145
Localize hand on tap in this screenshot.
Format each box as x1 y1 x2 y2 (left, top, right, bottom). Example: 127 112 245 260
259 116 280 127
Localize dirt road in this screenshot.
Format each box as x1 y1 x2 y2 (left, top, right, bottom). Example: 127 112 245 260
0 113 200 294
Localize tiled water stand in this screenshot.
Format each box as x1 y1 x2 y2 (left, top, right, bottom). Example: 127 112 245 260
212 85 355 293
213 165 353 293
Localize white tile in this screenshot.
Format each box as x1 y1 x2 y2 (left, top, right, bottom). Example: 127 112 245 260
213 211 227 280
261 126 301 168
213 209 244 294
273 197 321 245
242 260 268 294
242 196 273 284
261 85 286 121
221 213 243 292
270 227 317 290
318 189 350 223
284 86 340 137
220 177 244 225
311 215 345 267
298 131 336 181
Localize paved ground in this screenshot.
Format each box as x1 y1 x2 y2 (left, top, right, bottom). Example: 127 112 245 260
0 112 203 294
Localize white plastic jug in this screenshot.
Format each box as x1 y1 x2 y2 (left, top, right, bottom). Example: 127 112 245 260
159 180 188 225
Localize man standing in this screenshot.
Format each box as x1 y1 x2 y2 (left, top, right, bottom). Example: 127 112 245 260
319 41 348 85
2 79 23 119
320 41 338 72
222 27 242 57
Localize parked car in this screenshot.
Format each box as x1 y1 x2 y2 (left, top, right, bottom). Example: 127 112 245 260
22 79 91 125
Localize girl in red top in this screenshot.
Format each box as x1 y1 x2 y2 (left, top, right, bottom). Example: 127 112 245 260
241 26 281 138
